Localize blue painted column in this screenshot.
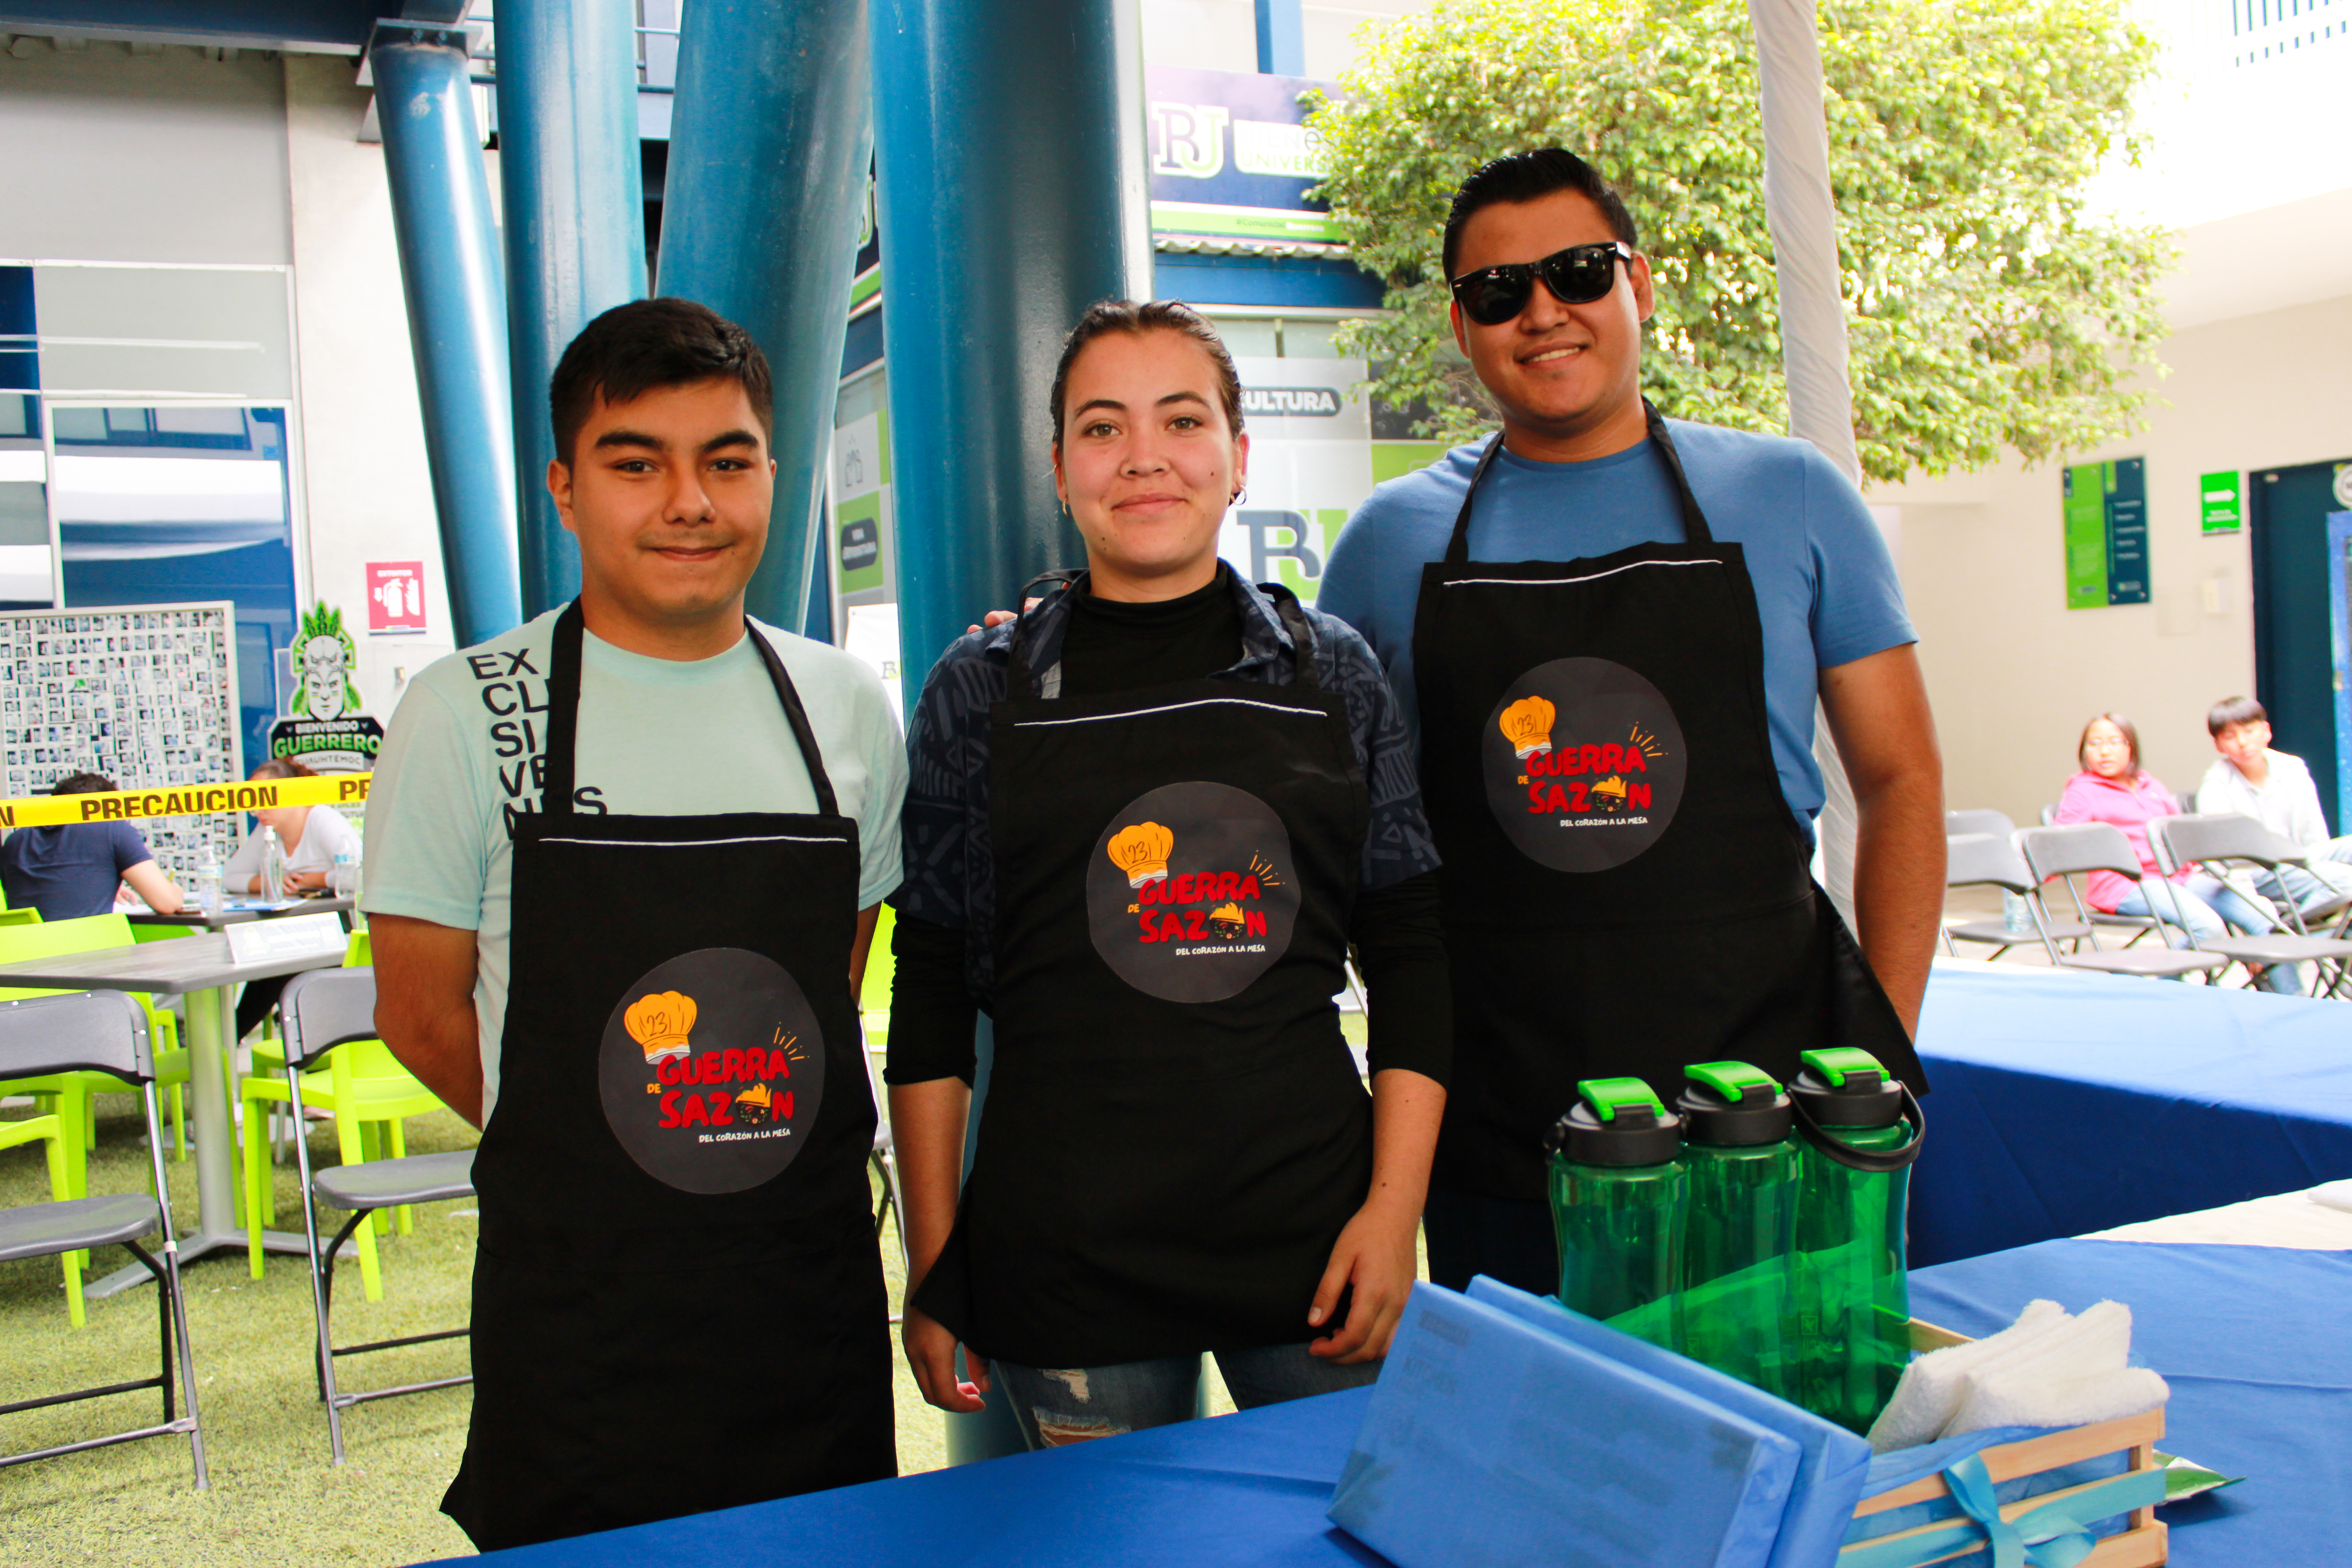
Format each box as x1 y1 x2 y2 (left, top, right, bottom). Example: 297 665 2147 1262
872 0 1154 1465
871 0 1151 710
369 23 523 648
491 0 646 618
1255 0 1305 76
658 0 872 636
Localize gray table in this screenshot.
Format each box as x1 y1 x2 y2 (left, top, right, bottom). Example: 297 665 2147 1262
128 895 354 931
0 933 350 1294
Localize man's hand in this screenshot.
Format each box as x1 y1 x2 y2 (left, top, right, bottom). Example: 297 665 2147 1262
963 598 1043 636
1306 1193 1420 1363
902 1305 991 1412
1819 643 1944 1036
371 913 486 1127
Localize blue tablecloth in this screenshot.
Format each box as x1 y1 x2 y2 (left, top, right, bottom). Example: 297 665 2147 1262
1910 966 2352 1265
1911 1238 2352 1561
448 1238 2343 1566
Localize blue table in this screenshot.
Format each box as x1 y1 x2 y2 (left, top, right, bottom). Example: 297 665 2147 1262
1911 1239 2352 1560
445 1237 2341 1567
1910 965 2352 1265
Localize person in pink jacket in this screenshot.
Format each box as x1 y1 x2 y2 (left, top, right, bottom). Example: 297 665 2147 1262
2054 712 2292 991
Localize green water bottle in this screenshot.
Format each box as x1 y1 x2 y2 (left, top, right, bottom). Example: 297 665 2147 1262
1673 1061 1800 1401
1545 1077 1686 1351
1788 1047 1925 1434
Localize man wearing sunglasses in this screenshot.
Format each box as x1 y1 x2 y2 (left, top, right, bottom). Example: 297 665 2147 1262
1320 147 1940 1296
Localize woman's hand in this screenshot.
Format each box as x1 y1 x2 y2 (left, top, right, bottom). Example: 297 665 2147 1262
1305 1193 1420 1364
903 1305 992 1413
285 870 327 896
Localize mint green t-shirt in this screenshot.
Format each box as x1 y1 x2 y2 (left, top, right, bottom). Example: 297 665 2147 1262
361 610 906 1121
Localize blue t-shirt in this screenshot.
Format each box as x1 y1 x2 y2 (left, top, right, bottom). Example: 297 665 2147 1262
0 820 152 921
1318 421 1915 840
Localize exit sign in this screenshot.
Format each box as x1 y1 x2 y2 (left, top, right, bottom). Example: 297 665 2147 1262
2200 471 2242 534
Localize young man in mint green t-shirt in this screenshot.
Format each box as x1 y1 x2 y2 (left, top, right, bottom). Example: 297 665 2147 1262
361 299 906 1548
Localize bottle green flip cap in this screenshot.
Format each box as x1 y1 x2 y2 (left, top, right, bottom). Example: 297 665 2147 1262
1546 1076 1683 1167
1788 1047 1906 1129
1676 1060 1794 1146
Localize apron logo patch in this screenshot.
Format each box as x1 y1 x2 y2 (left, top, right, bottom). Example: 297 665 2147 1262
1485 657 1687 871
598 947 825 1194
1087 782 1301 1002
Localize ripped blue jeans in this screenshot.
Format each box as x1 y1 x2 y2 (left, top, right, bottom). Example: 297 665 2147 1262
993 1344 1379 1449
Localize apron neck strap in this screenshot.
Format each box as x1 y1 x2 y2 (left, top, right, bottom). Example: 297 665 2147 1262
1441 399 1714 564
542 600 840 820
1004 568 1086 696
1641 401 1715 546
1262 583 1321 693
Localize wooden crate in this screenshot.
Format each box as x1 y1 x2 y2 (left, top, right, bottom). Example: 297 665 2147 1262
1839 1319 2167 1568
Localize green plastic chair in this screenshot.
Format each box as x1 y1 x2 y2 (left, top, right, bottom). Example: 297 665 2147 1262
0 1099 79 1321
0 915 198 1212
0 908 41 928
241 1016 445 1302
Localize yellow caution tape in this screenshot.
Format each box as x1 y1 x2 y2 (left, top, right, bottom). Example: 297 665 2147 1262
0 773 372 830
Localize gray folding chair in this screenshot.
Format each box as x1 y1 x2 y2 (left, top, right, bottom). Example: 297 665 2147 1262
280 967 474 1463
2013 825 2230 982
0 992 207 1488
1946 809 2016 838
2147 814 2352 998
1943 831 2091 959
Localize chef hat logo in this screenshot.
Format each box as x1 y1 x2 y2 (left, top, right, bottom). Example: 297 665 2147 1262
1499 695 1556 759
625 991 696 1065
1107 821 1174 888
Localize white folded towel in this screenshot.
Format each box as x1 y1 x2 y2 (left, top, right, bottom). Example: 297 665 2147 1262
1866 1298 2169 1452
2307 1179 2352 1215
1942 1365 2171 1437
1866 1299 2068 1453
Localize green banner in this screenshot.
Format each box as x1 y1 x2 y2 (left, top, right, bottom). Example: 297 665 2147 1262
1150 201 1341 243
2063 458 2148 609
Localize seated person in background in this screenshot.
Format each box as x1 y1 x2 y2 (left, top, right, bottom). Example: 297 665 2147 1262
2195 695 2352 908
224 757 363 1038
225 758 363 897
2058 712 2295 992
0 772 183 919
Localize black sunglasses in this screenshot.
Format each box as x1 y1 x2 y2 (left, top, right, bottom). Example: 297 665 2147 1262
1448 241 1634 326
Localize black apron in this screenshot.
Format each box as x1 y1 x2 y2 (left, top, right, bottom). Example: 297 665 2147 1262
913 579 1373 1369
1412 407 1925 1201
444 603 893 1551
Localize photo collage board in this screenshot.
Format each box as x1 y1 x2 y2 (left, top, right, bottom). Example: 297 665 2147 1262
1 602 244 882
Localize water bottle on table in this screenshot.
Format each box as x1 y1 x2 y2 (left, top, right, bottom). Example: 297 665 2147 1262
1545 1076 1686 1351
260 826 285 903
1673 1060 1801 1401
1787 1047 1925 1434
194 849 223 920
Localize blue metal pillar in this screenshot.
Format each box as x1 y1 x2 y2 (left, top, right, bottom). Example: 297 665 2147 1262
369 23 523 648
872 0 1150 713
872 0 1154 1463
491 0 646 619
658 0 871 637
1255 0 1305 76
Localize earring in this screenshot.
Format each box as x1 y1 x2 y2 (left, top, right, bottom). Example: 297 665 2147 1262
1229 485 1246 506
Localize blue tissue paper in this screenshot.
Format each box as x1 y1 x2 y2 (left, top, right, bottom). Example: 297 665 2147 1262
1329 1282 1804 1568
1465 1276 1875 1568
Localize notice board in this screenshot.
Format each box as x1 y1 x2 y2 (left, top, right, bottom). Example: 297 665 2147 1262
2063 457 2149 608
0 601 243 882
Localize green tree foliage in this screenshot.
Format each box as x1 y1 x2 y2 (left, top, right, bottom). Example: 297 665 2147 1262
1306 0 2171 483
